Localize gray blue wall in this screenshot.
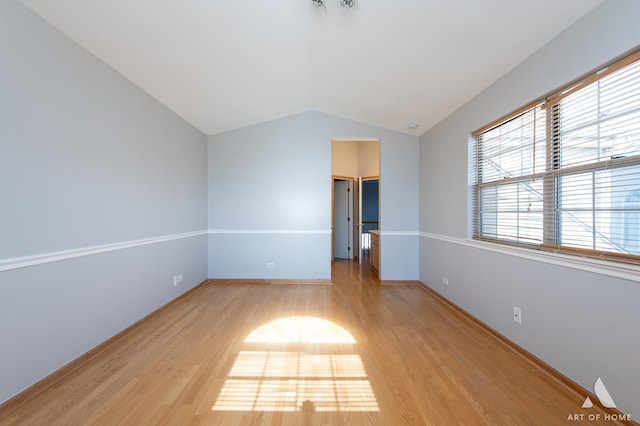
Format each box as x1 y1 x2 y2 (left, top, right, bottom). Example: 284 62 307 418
419 0 640 417
0 1 208 404
208 111 419 280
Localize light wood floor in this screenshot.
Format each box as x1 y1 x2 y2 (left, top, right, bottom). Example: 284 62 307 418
0 259 624 425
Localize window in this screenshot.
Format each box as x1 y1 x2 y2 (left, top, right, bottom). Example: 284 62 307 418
473 49 640 264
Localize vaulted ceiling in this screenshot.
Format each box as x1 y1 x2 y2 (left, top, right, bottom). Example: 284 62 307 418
21 0 604 136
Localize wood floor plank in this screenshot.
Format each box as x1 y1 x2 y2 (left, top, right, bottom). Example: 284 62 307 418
0 258 633 425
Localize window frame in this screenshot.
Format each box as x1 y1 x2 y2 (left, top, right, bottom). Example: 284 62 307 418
472 48 640 266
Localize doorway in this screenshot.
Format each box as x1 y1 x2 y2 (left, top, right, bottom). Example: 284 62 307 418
360 178 379 255
333 178 354 259
331 139 380 264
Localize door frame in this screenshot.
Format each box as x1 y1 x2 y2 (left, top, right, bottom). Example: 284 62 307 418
331 137 381 265
332 175 355 262
332 175 379 263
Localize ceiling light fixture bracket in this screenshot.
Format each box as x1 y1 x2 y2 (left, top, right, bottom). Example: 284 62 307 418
313 0 357 11
312 0 327 11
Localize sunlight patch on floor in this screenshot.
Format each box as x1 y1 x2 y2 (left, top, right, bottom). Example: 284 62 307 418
212 316 379 412
244 316 356 344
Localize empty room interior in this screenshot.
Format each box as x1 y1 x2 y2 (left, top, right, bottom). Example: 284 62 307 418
1 0 639 424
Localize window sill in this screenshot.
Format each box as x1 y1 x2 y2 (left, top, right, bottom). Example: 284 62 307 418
420 232 640 283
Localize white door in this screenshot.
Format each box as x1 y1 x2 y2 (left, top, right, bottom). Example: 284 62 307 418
333 179 353 259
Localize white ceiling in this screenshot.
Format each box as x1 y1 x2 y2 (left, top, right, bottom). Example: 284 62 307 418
20 0 604 136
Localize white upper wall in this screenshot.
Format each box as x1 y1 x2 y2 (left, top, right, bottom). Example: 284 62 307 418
332 140 359 178
358 141 380 178
331 140 380 178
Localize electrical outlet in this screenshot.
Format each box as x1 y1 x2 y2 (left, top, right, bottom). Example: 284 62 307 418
443 276 449 285
173 274 183 287
266 262 275 269
513 306 522 324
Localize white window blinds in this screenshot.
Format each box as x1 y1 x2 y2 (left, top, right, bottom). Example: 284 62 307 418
473 49 640 264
